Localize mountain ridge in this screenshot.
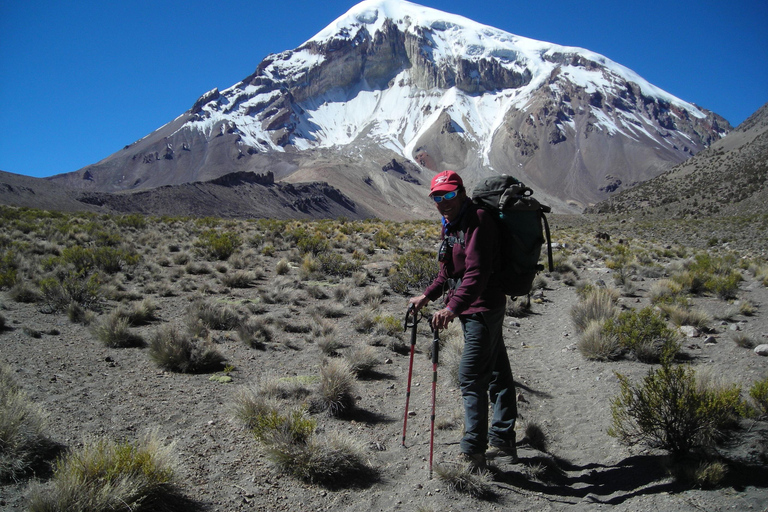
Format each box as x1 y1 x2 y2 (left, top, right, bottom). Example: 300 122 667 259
14 0 735 218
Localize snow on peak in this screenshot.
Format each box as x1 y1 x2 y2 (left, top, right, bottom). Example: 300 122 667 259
308 0 702 117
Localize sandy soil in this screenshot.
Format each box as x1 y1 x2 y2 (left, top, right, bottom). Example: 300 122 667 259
1 221 767 511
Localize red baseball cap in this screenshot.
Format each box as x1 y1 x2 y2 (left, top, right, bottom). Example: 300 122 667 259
430 170 463 195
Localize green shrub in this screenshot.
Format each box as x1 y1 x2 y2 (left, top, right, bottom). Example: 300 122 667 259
195 230 241 260
672 253 743 299
0 249 18 289
317 252 361 277
388 249 438 295
114 214 147 230
39 271 102 312
603 307 680 363
27 433 180 511
609 362 743 455
749 376 768 415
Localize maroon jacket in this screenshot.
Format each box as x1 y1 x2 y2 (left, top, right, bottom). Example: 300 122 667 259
423 200 506 315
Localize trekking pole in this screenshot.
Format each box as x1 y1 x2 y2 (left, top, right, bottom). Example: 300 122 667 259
401 304 419 447
428 316 440 479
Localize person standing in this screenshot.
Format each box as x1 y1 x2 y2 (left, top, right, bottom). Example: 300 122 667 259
409 170 518 471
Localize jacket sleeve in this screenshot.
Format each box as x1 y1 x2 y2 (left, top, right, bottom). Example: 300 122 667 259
445 210 497 314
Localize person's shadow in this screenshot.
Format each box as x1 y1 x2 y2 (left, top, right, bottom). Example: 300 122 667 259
490 450 768 505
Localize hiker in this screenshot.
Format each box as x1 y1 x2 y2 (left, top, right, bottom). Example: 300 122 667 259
409 170 518 472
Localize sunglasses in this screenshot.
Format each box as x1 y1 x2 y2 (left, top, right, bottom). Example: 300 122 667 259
432 190 458 203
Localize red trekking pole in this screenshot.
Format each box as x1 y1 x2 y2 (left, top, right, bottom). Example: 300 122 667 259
428 316 440 479
401 304 419 447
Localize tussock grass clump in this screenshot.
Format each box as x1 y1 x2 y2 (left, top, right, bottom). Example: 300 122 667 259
609 362 743 456
570 286 620 333
233 390 316 445
506 295 533 318
27 433 181 512
125 298 161 326
658 303 712 330
522 421 548 453
731 333 755 349
265 431 374 487
187 299 241 330
317 334 342 355
91 310 145 348
668 457 729 488
220 269 255 288
345 345 380 377
259 277 298 305
9 280 41 303
237 317 273 349
315 358 356 417
577 320 622 361
148 324 226 373
433 464 494 499
0 364 51 482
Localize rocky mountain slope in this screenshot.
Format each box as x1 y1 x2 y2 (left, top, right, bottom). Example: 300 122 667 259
0 170 374 221
41 0 729 217
587 102 768 219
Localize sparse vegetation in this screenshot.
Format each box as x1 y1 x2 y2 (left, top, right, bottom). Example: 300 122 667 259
2 205 767 507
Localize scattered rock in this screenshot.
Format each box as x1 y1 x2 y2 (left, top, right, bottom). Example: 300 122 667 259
679 326 700 337
755 345 768 356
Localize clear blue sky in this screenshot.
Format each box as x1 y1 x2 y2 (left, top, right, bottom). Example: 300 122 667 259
1 0 766 178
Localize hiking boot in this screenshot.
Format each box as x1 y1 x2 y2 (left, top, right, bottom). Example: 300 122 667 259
487 435 518 462
459 452 487 473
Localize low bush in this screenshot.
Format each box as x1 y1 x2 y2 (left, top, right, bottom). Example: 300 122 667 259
195 230 241 261
39 270 102 312
388 249 438 295
603 306 680 363
609 362 743 455
748 376 768 416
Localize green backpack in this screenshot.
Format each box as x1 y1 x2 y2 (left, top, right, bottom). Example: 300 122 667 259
471 175 553 297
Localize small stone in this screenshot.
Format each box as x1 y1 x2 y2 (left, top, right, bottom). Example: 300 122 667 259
754 344 768 356
679 326 700 337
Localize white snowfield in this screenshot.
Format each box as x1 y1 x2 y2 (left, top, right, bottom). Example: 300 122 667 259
188 0 712 161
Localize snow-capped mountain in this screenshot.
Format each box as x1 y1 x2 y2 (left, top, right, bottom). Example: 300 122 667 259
51 0 730 217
